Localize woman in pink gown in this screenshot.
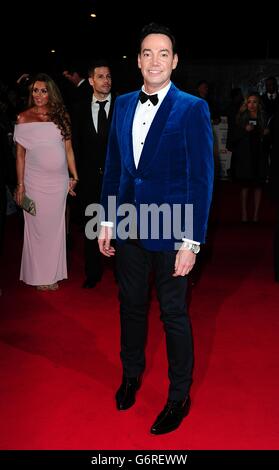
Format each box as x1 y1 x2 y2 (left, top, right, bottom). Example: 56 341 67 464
14 73 79 290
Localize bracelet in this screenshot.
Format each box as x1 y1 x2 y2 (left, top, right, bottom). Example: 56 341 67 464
73 178 79 182
17 183 24 186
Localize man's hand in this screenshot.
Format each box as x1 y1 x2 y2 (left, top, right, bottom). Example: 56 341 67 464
98 225 115 257
173 246 196 277
16 73 30 85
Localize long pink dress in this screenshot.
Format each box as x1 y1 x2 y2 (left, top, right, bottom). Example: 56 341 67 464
14 122 69 285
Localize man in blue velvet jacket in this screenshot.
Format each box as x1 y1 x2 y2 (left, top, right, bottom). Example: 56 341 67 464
98 23 214 435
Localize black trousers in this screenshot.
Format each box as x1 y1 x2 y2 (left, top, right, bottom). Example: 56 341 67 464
116 241 194 401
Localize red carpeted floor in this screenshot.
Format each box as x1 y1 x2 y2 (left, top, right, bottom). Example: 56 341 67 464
0 182 279 450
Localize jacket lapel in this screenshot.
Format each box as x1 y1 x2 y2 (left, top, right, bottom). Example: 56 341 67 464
108 96 115 122
84 101 97 135
137 84 177 176
121 85 178 177
121 92 139 177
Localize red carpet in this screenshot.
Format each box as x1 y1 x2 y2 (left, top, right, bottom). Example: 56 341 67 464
0 182 279 450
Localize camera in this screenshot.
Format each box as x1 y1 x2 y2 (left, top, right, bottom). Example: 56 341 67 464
249 119 257 126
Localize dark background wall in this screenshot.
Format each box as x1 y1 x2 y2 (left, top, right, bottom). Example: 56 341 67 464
110 58 279 112
173 58 279 112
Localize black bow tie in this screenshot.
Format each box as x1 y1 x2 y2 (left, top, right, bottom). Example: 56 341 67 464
139 90 159 106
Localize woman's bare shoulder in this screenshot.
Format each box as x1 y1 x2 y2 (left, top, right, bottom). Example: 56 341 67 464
16 108 36 124
16 112 26 124
16 109 30 124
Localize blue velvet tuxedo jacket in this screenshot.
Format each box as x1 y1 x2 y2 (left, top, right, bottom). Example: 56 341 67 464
101 83 214 251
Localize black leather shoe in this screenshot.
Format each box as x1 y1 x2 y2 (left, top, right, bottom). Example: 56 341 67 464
150 396 191 435
115 376 141 410
82 277 101 288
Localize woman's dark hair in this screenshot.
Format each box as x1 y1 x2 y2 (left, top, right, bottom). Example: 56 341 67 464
139 23 176 53
28 73 71 139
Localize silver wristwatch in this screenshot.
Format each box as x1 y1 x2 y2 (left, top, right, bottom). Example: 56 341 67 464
182 241 200 254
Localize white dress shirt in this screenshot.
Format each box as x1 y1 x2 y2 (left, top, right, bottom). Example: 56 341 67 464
267 93 277 100
77 78 86 87
91 94 111 131
101 84 199 246
132 83 171 168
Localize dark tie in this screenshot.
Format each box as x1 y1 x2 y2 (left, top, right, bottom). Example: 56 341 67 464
96 100 108 137
139 90 159 106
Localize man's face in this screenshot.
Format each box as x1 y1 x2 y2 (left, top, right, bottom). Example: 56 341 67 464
63 71 78 86
89 67 112 95
138 33 178 92
266 79 277 94
198 83 209 98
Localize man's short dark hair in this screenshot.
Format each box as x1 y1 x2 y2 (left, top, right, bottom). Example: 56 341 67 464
139 23 176 53
88 59 111 77
265 76 278 91
65 62 86 78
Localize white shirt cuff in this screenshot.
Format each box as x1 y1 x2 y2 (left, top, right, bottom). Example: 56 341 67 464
101 221 114 228
182 238 200 245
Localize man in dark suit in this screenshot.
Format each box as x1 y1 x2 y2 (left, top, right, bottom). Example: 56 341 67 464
261 77 279 180
261 76 279 122
62 64 94 248
196 79 221 125
72 60 114 288
62 66 92 107
98 24 213 434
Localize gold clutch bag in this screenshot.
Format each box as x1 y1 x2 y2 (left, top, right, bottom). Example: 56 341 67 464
21 195 36 216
